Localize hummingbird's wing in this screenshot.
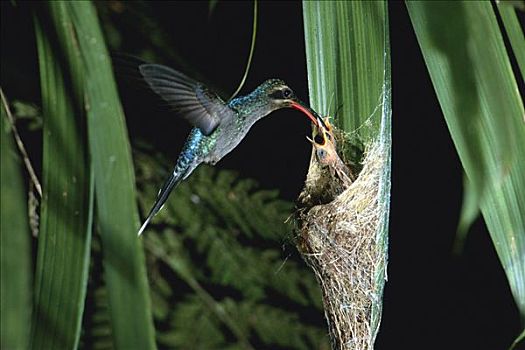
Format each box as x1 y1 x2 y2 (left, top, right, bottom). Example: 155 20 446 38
139 64 233 136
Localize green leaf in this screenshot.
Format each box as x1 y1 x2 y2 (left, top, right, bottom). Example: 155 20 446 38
303 0 391 345
497 0 525 81
40 1 157 348
30 15 94 350
407 1 525 320
1 96 32 350
303 1 391 143
499 0 525 11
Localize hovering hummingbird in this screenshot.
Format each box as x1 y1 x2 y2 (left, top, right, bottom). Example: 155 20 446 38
136 62 323 235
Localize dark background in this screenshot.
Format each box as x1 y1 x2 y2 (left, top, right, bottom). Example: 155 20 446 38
1 1 522 349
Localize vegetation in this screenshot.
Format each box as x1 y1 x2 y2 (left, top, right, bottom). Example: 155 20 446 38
406 0 525 324
1 1 523 349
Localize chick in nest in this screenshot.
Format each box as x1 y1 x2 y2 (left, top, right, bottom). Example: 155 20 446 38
299 117 354 207
310 118 354 184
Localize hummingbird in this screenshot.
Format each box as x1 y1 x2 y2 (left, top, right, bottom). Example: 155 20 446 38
135 62 324 235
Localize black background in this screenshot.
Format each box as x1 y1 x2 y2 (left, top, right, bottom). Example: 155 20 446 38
1 1 522 349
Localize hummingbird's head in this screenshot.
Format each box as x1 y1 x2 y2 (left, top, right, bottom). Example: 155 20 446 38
258 79 322 126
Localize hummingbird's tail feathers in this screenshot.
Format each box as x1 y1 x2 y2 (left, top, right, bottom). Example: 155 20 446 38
137 216 152 237
137 169 186 236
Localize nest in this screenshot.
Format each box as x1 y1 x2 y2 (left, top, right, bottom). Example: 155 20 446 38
296 123 388 350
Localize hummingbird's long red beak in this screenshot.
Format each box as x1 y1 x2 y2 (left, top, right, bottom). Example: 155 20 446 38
291 102 328 129
291 101 317 124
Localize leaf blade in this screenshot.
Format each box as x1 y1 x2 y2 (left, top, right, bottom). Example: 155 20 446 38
1 95 32 350
30 13 94 350
55 1 157 348
406 0 525 320
497 0 525 81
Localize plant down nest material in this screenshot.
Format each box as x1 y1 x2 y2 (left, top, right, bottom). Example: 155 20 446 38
296 120 388 350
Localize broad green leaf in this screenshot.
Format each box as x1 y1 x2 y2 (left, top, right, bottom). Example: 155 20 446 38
303 1 391 346
1 96 32 350
303 1 391 143
30 16 94 350
42 1 157 348
407 1 525 321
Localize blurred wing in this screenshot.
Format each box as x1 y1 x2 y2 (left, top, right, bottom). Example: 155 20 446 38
139 64 230 135
112 53 148 82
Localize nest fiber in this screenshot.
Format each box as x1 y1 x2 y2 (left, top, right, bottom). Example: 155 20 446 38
297 138 388 350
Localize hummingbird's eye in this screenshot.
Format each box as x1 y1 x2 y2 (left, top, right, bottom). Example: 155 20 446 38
282 88 292 99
